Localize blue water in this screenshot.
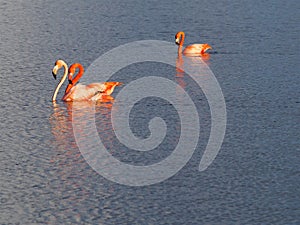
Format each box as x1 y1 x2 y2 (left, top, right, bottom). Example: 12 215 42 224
0 0 299 224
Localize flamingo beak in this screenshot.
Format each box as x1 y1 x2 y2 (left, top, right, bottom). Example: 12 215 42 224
175 38 180 45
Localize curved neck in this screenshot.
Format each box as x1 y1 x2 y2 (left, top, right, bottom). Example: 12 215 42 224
65 63 84 93
52 61 68 102
69 63 84 85
177 32 185 53
178 31 185 46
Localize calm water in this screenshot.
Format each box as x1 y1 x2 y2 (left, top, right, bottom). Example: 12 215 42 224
0 0 299 224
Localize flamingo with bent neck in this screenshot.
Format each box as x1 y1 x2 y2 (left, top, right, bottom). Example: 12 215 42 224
175 31 212 55
51 59 69 101
51 60 122 102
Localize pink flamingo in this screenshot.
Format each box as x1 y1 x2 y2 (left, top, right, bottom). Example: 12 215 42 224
175 31 212 55
52 60 122 102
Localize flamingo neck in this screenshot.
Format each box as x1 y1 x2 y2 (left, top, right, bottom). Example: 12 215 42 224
52 61 68 102
178 45 184 54
177 31 185 53
65 63 84 93
69 63 84 85
178 31 185 46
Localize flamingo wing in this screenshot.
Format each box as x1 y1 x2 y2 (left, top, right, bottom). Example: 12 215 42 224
184 44 212 54
87 82 123 100
100 82 123 95
62 82 122 101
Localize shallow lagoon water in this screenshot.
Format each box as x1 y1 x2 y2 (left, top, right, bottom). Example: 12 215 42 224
0 0 299 224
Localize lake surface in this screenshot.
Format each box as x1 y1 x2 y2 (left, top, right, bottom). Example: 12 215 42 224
0 0 299 224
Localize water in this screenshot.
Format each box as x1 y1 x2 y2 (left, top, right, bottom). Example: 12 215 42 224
0 0 299 224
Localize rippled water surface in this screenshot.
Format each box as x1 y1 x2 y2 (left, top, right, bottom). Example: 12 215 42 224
0 0 299 224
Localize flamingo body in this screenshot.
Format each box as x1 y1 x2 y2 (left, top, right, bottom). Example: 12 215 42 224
62 82 122 102
183 43 212 55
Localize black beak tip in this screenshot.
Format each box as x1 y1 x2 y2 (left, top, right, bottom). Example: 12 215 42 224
52 72 57 80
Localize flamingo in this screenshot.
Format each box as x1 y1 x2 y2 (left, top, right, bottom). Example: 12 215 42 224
51 59 69 101
52 60 122 102
175 31 212 55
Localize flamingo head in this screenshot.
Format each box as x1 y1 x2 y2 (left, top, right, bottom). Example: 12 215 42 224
52 60 64 79
68 64 77 75
175 31 184 45
67 64 77 83
67 72 74 83
175 33 181 45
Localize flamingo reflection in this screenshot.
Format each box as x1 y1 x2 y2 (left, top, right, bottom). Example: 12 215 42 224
49 100 117 218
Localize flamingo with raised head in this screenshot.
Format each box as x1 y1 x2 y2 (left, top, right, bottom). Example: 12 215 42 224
52 60 122 102
175 31 212 55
